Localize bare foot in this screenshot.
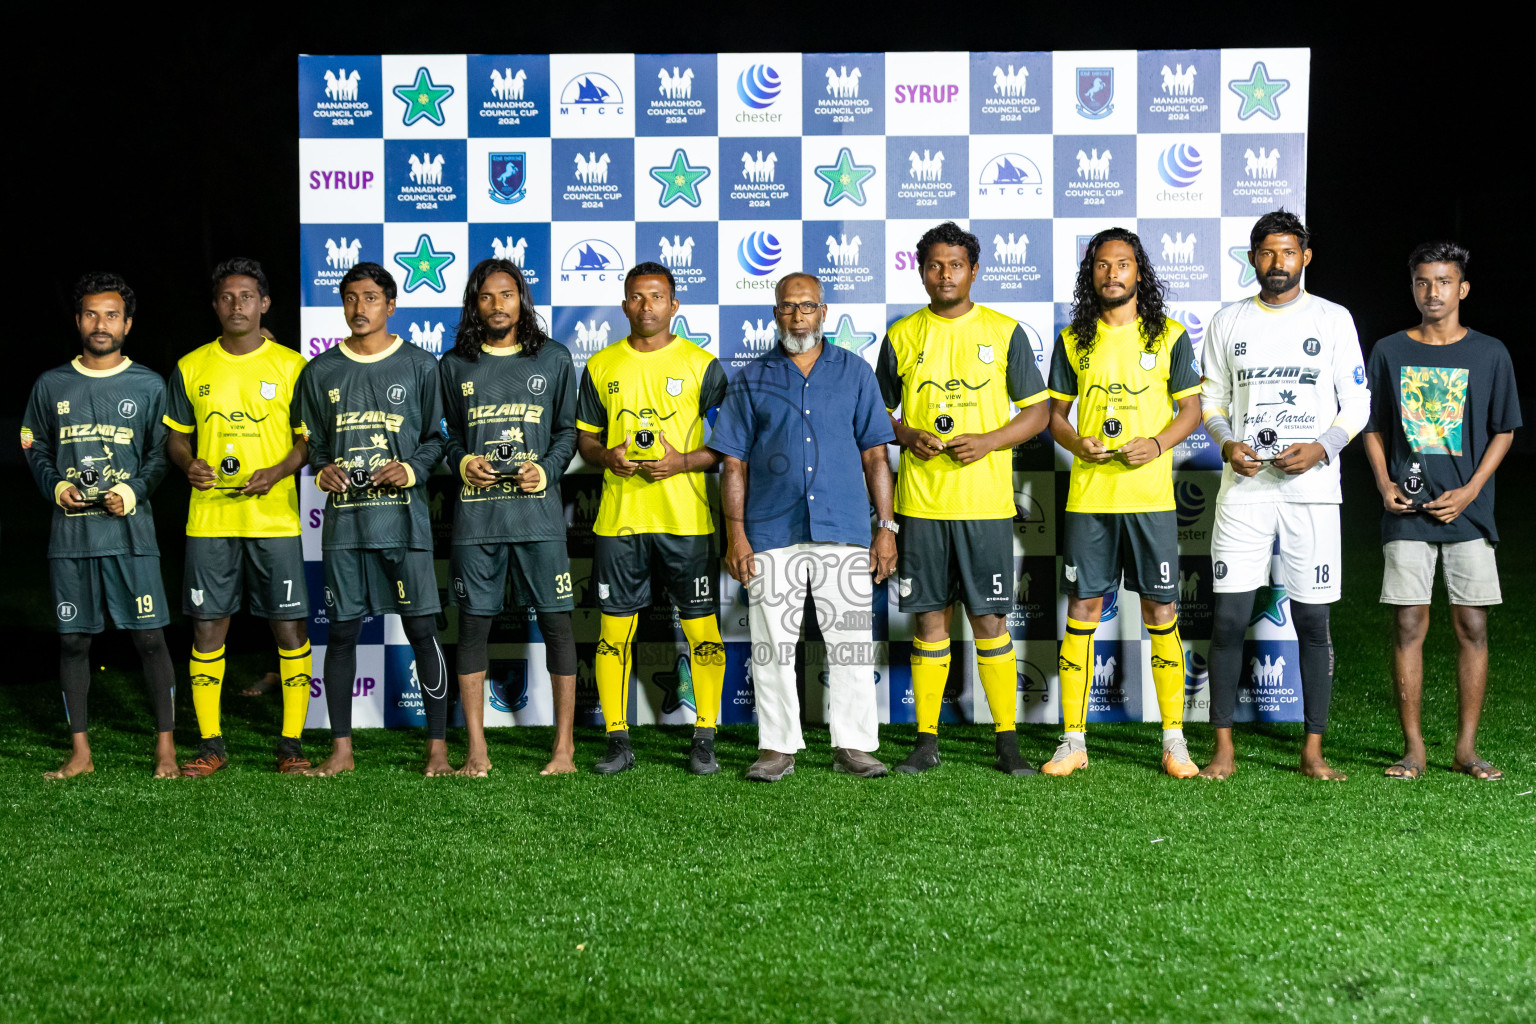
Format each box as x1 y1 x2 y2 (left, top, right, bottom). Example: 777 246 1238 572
1300 755 1347 781
153 755 180 779
305 751 355 777
1198 755 1236 780
240 671 280 697
456 751 493 777
540 750 577 776
43 752 94 780
423 739 453 777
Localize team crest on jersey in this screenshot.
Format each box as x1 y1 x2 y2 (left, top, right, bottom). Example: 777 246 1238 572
598 582 611 600
898 577 912 597
1302 337 1321 357
1064 564 1077 582
666 377 684 397
190 589 204 607
260 380 278 400
977 344 994 364
57 602 78 621
118 399 137 418
528 374 547 396
387 384 406 405
1140 351 1157 371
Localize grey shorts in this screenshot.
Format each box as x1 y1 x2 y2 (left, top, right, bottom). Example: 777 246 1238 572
1380 539 1501 606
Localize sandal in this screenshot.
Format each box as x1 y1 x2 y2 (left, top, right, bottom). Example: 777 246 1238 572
1384 758 1423 780
1453 758 1504 781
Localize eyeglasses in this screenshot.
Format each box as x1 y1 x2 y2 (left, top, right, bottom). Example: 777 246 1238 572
774 301 824 315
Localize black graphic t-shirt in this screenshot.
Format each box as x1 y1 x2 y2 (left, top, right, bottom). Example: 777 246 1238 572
22 358 168 559
439 340 578 544
1365 329 1521 544
296 336 445 551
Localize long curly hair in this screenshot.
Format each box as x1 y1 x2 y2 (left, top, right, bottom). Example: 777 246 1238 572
1067 228 1168 353
452 258 548 361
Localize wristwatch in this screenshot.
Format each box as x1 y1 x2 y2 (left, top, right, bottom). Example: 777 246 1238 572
876 519 900 535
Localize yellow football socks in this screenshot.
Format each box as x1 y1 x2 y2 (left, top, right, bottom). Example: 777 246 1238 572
596 613 637 732
680 614 725 731
974 633 1018 732
1059 617 1096 734
910 636 951 734
278 641 312 740
189 644 226 740
1147 616 1186 731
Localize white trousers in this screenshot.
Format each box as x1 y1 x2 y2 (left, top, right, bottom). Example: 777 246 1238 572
747 542 880 754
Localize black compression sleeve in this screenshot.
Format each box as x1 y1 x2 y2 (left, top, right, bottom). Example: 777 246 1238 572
129 628 176 733
402 615 448 741
324 619 362 739
60 633 92 734
1206 590 1256 730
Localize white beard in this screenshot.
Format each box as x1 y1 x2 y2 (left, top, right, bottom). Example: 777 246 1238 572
778 328 818 354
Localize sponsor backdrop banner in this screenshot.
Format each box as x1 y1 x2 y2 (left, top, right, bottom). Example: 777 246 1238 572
297 50 1311 732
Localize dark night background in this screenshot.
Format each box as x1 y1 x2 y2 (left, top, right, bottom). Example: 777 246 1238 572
7 5 1527 629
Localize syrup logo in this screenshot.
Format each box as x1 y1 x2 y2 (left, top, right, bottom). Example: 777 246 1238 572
1156 144 1203 188
736 65 782 108
736 231 783 277
893 82 960 104
561 72 624 109
307 169 375 191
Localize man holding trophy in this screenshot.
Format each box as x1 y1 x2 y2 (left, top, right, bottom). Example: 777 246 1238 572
1364 241 1521 781
164 258 314 776
439 258 580 777
23 273 177 778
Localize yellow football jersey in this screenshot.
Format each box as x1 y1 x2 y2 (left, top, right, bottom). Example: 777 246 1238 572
163 338 307 537
1047 317 1202 513
876 303 1048 520
575 336 728 537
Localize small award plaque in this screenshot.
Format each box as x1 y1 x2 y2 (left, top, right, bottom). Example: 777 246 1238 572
626 417 662 461
1400 460 1428 507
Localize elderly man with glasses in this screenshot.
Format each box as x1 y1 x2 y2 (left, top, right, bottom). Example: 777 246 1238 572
709 273 897 781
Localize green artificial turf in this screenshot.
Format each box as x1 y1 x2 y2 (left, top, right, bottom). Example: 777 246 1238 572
2 467 1534 1023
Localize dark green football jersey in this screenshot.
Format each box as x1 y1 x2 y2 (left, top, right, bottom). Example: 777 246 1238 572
439 340 578 544
295 336 445 551
22 357 168 559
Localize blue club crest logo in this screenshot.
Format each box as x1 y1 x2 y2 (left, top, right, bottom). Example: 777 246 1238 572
488 152 526 205
736 64 782 108
487 659 529 713
736 231 782 276
1175 480 1205 527
1156 144 1203 188
560 73 624 106
1076 67 1114 119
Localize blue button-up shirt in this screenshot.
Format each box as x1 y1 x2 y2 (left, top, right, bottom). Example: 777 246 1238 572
709 340 895 552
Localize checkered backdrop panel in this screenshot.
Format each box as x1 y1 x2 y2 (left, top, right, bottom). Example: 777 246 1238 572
296 49 1310 731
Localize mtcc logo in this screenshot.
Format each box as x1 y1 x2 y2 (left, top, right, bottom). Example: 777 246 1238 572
979 153 1043 187
560 73 624 109
1157 144 1203 188
736 231 783 276
1175 480 1205 527
736 64 782 108
561 239 624 274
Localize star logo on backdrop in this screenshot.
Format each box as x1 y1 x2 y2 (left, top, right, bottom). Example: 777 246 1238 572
814 147 876 206
826 314 877 355
671 315 712 350
649 149 710 208
1249 586 1290 628
652 655 697 716
1228 62 1289 121
393 234 456 293
1228 246 1258 288
393 67 455 126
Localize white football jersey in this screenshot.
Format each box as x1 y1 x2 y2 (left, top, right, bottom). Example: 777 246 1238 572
1201 291 1370 504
